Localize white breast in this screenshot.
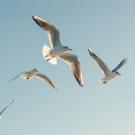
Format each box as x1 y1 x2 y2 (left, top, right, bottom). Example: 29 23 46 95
101 73 117 82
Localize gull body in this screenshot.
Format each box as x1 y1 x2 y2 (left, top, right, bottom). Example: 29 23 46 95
88 48 127 83
100 72 118 83
0 99 15 119
33 16 84 86
9 69 58 89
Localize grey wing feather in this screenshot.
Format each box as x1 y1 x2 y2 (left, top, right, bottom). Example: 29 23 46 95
32 16 61 48
34 72 58 89
59 52 84 86
88 48 111 76
112 58 127 72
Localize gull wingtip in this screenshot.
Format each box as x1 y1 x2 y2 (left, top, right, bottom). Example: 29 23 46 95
88 47 93 52
8 78 14 83
124 58 128 62
80 83 84 87
32 16 40 23
32 16 36 20
76 77 84 87
55 87 59 90
53 85 59 91
32 15 38 19
87 48 94 56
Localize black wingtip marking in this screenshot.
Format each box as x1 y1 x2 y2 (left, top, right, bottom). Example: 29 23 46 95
88 48 94 57
32 16 41 26
74 76 84 87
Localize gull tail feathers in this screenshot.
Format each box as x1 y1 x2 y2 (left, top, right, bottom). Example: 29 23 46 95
42 45 57 65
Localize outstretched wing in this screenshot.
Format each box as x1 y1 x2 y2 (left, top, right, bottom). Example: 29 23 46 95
9 72 24 82
34 72 58 90
32 16 61 48
112 58 127 72
59 52 84 86
88 48 111 76
0 99 15 116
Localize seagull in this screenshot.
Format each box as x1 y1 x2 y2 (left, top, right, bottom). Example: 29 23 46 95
32 16 84 86
9 69 58 89
32 16 72 64
88 48 127 83
0 99 15 119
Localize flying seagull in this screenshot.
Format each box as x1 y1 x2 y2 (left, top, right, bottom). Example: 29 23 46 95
9 69 58 89
32 16 84 86
0 99 15 119
88 48 127 83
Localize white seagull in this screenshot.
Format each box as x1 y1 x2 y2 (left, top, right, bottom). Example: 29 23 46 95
0 99 15 119
88 48 127 83
9 69 58 89
32 16 84 86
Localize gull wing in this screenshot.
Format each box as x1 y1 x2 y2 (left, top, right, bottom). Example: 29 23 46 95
9 72 25 82
34 72 58 90
32 16 61 48
0 99 15 117
88 48 111 76
59 52 84 86
112 58 127 72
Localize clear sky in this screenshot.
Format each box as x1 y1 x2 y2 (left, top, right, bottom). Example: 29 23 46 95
0 0 135 135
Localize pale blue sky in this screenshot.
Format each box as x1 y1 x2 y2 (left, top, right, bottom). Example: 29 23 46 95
0 0 135 135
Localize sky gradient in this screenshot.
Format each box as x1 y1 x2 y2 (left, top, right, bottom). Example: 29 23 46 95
0 0 135 135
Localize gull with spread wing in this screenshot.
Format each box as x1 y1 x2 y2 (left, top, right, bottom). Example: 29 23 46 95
32 16 84 86
0 99 15 119
88 48 127 83
9 69 58 89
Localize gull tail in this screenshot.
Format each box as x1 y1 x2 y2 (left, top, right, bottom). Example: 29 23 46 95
42 45 57 65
